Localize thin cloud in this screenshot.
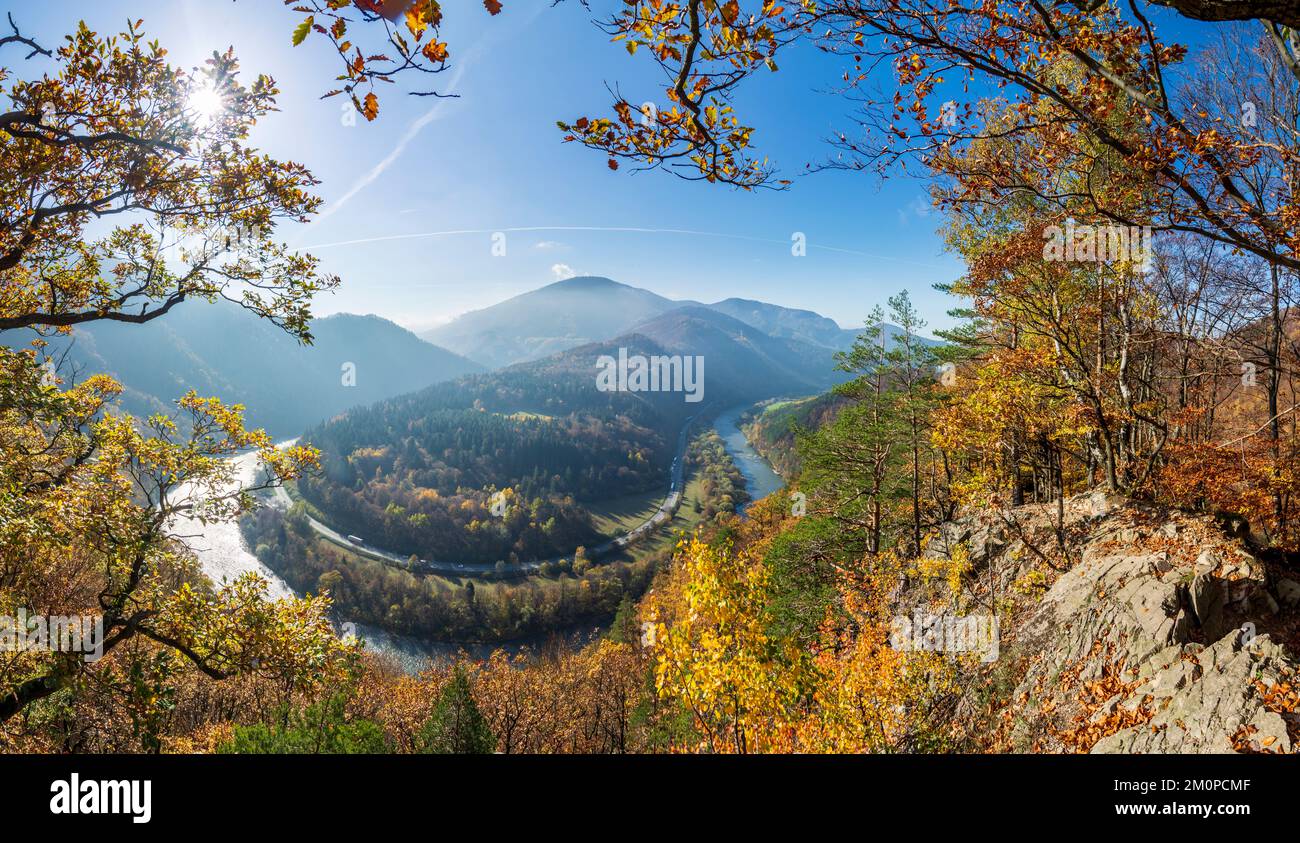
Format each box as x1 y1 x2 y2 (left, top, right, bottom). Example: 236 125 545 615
551 263 577 280
898 194 933 225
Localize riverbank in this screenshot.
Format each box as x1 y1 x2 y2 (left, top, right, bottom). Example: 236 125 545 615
712 403 784 513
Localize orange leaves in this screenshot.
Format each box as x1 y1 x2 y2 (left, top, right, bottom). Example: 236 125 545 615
1161 434 1300 550
1054 672 1155 753
289 0 497 119
421 40 449 63
640 530 951 753
562 0 799 188
404 0 443 36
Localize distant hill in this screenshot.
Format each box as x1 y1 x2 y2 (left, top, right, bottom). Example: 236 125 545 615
706 297 856 350
421 275 937 370
421 276 682 369
623 305 840 401
705 302 943 355
14 302 482 437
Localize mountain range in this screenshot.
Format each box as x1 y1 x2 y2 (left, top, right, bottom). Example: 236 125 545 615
7 276 932 438
421 276 886 370
12 302 482 436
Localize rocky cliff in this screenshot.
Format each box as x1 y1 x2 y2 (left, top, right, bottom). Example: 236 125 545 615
918 493 1300 753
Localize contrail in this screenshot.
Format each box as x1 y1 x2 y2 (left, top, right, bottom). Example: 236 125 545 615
303 225 946 269
310 0 549 222
312 61 469 222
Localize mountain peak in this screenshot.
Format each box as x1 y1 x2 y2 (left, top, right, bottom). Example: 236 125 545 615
543 275 624 291
423 276 679 369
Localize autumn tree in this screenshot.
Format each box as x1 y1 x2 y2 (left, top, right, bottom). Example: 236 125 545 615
646 515 955 752
566 2 1300 272
0 18 358 733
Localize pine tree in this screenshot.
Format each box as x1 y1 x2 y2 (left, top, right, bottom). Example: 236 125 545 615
418 666 496 754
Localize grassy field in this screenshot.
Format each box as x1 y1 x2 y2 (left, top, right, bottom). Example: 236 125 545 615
756 395 817 417
590 470 712 562
587 487 670 537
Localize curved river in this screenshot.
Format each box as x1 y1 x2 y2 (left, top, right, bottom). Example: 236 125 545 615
168 448 296 601
169 447 494 670
176 413 782 670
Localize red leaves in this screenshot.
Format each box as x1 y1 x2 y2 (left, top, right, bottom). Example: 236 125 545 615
483 0 503 15
357 0 416 23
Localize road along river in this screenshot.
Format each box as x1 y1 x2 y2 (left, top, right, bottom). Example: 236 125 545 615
168 447 597 669
269 416 697 576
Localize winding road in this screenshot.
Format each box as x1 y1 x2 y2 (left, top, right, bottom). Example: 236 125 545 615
271 415 697 576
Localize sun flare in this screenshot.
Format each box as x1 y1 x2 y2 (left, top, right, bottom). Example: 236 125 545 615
187 83 225 125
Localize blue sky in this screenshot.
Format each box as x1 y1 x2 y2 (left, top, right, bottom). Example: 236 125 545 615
11 1 1214 334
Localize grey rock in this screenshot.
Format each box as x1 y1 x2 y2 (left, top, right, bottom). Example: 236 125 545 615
1190 573 1228 641
1277 578 1300 609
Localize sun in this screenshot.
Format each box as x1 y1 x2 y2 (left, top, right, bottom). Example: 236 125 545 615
187 83 226 125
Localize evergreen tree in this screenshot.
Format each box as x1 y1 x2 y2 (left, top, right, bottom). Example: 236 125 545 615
418 666 496 754
220 695 390 754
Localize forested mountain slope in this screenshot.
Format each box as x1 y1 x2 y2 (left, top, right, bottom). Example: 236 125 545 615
298 306 840 564
10 301 482 436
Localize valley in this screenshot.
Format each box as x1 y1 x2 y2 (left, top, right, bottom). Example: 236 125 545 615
234 407 771 646
149 276 874 651
140 275 840 655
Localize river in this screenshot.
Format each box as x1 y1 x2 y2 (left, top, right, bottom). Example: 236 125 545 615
168 448 296 601
170 446 601 671
174 412 781 671
712 404 785 513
